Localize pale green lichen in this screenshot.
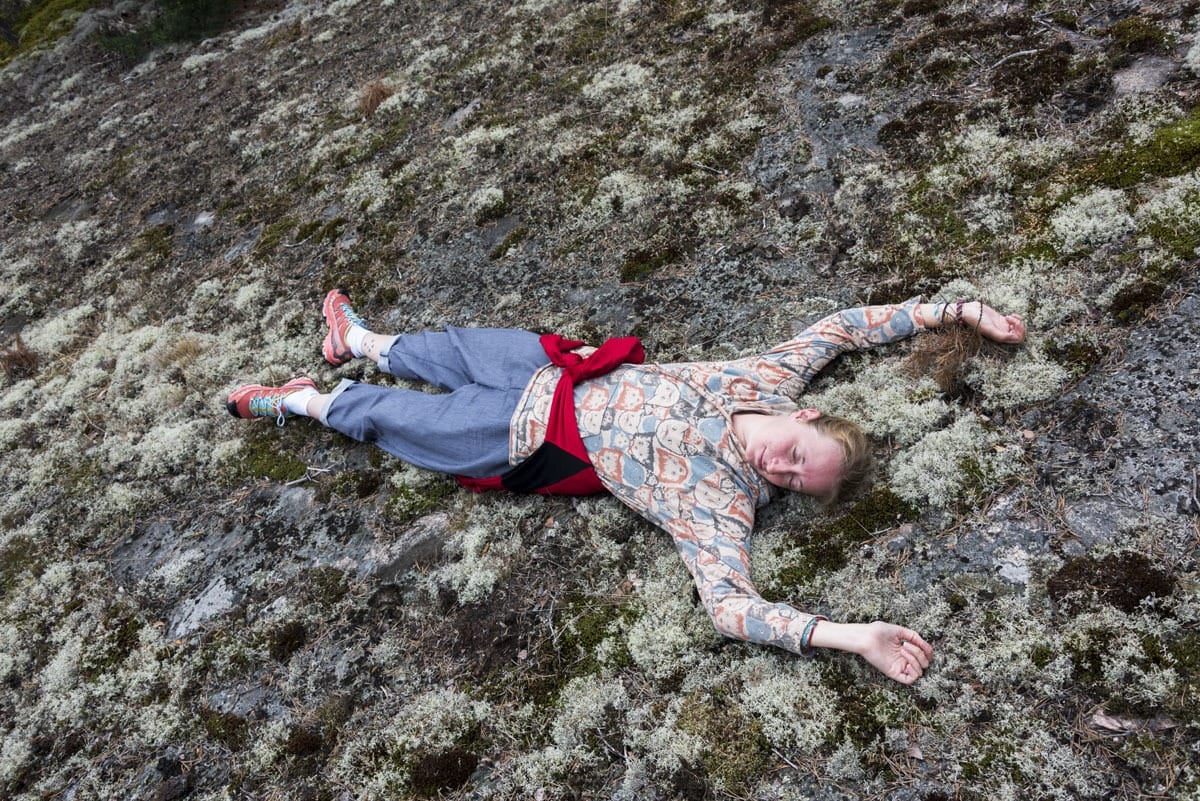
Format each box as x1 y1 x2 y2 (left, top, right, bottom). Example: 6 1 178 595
890 415 1020 507
1050 187 1135 253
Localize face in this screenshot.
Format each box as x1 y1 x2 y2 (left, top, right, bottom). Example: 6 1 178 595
740 410 844 497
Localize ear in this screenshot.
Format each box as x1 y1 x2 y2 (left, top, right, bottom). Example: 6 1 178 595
793 408 822 422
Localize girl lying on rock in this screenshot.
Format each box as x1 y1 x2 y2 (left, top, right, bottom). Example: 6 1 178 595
227 290 1025 684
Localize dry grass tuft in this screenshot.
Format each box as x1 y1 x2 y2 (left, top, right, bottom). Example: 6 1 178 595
904 327 1008 395
1 336 40 380
359 79 394 117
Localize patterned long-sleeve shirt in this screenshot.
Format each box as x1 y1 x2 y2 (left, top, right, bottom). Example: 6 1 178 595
509 300 928 656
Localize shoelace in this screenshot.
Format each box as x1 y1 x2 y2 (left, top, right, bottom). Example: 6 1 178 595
337 301 367 331
249 392 287 427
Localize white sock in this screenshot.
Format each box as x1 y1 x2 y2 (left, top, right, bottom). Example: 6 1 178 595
345 325 369 359
283 387 319 417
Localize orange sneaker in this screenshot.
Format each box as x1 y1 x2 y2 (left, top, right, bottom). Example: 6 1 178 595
322 288 368 365
226 377 318 426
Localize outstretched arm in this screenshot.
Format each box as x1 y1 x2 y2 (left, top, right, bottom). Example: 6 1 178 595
657 476 934 684
913 300 1026 343
733 298 1025 399
808 620 933 685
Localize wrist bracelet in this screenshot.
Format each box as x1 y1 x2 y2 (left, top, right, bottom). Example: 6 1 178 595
954 299 965 324
799 615 828 656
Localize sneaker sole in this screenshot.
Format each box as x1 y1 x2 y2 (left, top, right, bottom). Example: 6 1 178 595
322 287 354 366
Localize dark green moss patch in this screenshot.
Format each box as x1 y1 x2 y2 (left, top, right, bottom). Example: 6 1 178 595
489 225 528 260
0 534 41 598
253 217 299 260
1047 552 1175 614
284 723 322 756
1107 264 1183 324
876 99 961 163
0 0 94 66
200 706 250 748
300 216 348 245
296 565 350 606
267 620 307 661
316 469 383 503
990 45 1071 108
772 489 919 589
1142 210 1200 260
620 240 684 283
81 609 143 679
409 746 479 797
125 224 175 270
97 0 243 63
677 690 770 796
1093 108 1200 189
1042 332 1107 374
235 426 310 482
1105 17 1172 61
385 477 457 524
558 595 636 674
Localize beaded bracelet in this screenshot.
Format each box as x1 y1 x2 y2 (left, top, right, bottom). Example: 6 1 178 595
799 615 828 656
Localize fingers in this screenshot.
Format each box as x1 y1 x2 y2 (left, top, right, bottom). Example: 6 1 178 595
898 626 934 660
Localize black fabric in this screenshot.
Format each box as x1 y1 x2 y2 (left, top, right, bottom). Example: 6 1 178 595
499 442 593 493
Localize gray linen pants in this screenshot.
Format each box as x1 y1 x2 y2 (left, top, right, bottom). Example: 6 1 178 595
321 328 548 477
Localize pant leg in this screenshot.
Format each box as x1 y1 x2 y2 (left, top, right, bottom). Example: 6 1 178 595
321 379 522 477
379 327 547 391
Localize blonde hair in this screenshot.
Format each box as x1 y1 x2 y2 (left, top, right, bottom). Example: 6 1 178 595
809 413 873 505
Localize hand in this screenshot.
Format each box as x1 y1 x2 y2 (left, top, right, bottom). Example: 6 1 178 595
969 302 1026 344
854 621 934 685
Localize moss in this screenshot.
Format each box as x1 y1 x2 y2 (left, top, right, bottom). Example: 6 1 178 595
316 470 383 503
296 565 350 606
1047 552 1175 615
900 0 944 15
489 225 528 260
125 224 175 270
619 240 683 283
284 723 323 757
267 620 307 661
885 13 1034 83
1029 643 1054 669
677 690 771 796
408 746 479 797
772 489 919 590
1142 215 1200 260
385 477 456 524
1107 263 1183 324
1105 17 1172 60
1093 108 1200 189
1042 332 1107 374
557 595 636 674
81 609 144 679
0 534 41 599
97 0 240 63
0 0 94 67
876 99 961 163
704 2 833 92
300 216 348 246
253 217 299 260
235 427 310 482
990 45 1071 108
200 706 250 748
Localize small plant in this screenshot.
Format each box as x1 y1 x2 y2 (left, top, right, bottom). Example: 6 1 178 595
0 336 39 380
359 78 394 117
